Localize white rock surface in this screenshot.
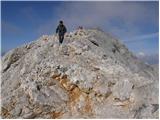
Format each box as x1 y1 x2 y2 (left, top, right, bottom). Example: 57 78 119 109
112 79 133 101
1 29 159 118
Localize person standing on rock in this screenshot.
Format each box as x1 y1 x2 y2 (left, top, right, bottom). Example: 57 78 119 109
56 20 67 45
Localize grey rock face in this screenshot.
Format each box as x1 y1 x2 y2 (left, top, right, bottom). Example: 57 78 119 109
1 29 159 118
112 79 133 101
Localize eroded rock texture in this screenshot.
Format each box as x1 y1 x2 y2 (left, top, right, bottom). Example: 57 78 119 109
1 29 159 118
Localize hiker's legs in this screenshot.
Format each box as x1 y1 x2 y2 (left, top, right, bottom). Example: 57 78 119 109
59 35 64 44
58 35 61 44
61 35 64 43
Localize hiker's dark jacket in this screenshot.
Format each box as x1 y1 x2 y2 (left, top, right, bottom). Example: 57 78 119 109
56 24 67 35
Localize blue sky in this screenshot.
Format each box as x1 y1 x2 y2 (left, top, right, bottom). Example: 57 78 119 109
1 1 159 57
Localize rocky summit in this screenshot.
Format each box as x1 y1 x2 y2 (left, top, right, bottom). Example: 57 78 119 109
1 29 159 118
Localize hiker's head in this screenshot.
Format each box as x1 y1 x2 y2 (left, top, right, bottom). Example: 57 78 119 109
59 20 63 25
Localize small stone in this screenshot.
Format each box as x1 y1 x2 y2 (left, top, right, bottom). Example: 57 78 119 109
112 79 133 101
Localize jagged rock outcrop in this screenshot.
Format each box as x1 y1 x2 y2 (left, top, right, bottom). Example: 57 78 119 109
1 29 159 118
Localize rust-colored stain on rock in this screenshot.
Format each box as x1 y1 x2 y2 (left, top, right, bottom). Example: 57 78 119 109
1 107 11 118
51 73 93 116
50 111 63 119
83 96 93 114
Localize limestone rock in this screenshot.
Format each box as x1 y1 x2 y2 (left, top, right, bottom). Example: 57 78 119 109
112 79 133 101
1 29 158 118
